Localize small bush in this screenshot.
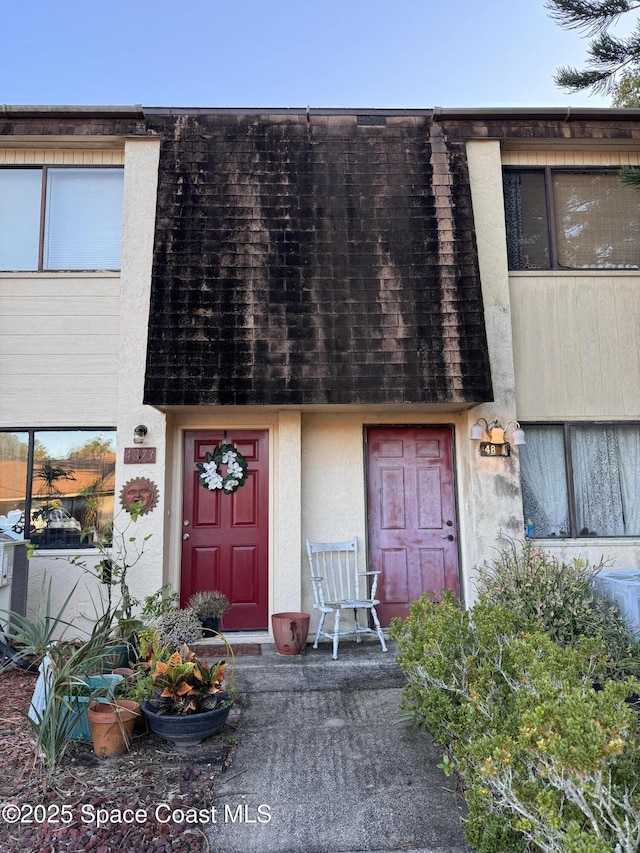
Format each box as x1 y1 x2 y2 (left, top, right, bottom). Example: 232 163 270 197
157 608 202 650
477 537 640 675
188 590 229 620
391 591 640 852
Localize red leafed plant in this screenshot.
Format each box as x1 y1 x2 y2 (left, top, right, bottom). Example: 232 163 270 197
148 645 227 715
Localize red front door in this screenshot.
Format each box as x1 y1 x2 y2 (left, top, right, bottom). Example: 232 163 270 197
181 430 269 630
366 426 460 625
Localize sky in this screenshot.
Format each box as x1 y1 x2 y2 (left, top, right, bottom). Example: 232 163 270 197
1 0 629 110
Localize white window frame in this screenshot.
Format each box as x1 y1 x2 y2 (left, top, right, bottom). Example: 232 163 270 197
0 166 124 272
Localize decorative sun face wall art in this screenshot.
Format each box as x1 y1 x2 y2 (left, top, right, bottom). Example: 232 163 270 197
119 477 159 515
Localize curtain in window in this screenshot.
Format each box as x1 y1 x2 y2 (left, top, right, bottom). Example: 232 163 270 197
570 426 624 536
553 172 640 269
503 170 550 270
520 426 570 537
503 171 525 270
615 426 640 535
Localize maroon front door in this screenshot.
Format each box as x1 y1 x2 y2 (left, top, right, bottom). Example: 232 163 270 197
181 430 269 630
366 426 460 625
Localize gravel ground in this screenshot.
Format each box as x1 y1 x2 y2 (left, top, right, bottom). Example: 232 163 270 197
0 668 242 853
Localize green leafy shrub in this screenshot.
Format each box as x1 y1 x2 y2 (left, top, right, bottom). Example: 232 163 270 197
117 669 156 704
391 591 640 852
477 537 640 675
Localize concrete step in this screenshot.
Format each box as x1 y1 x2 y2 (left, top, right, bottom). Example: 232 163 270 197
194 637 405 693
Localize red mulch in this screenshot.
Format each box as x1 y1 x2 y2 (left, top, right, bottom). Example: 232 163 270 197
0 668 240 853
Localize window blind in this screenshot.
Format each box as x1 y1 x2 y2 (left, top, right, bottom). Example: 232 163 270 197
43 168 124 270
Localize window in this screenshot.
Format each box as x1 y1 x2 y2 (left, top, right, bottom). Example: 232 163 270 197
0 167 123 271
0 429 116 549
520 424 640 538
503 168 640 271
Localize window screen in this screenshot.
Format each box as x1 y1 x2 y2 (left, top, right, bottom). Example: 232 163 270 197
553 172 640 269
503 167 640 270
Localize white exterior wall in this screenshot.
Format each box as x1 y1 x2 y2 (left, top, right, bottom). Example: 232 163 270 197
20 139 163 633
112 137 163 612
463 140 525 603
0 147 124 631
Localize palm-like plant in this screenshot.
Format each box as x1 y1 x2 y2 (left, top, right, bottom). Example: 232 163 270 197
35 459 76 496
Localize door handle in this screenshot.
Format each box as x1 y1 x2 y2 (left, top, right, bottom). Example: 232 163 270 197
442 534 454 541
183 533 190 541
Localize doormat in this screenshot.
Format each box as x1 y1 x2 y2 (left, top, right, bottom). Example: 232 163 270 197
193 642 262 657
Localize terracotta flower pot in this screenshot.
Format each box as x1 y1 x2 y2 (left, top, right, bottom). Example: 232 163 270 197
87 700 140 757
64 673 124 742
271 612 310 655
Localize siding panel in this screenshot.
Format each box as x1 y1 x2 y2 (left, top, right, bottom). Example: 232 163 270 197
0 149 124 165
502 151 640 167
511 273 640 418
0 275 120 425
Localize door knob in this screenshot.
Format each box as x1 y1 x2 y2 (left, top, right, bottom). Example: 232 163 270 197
183 533 190 541
442 534 454 541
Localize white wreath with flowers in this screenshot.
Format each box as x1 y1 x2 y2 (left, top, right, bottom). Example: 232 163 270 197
196 444 249 494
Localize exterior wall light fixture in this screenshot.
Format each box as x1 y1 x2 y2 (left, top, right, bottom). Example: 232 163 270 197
133 424 148 445
470 418 525 457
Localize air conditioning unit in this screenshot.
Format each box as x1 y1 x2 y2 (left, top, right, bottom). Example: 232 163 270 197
0 536 16 587
593 570 640 635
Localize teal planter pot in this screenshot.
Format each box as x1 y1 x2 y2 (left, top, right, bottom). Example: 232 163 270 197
64 674 123 741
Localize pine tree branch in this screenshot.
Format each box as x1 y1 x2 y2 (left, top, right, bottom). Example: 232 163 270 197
555 65 617 92
555 21 640 91
546 1 640 36
618 166 640 187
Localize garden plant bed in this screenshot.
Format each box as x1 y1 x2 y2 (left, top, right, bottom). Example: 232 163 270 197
0 669 242 853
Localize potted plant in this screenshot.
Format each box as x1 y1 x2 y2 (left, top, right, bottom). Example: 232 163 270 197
140 644 232 750
3 579 120 770
62 670 124 741
87 698 140 757
188 590 230 636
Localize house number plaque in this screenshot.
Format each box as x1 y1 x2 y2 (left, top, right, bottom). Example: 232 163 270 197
124 447 157 464
479 441 511 458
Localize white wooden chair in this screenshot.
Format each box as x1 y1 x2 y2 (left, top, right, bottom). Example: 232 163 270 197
306 538 388 660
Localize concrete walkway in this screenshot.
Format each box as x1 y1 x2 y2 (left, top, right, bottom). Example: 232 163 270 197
205 639 470 853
